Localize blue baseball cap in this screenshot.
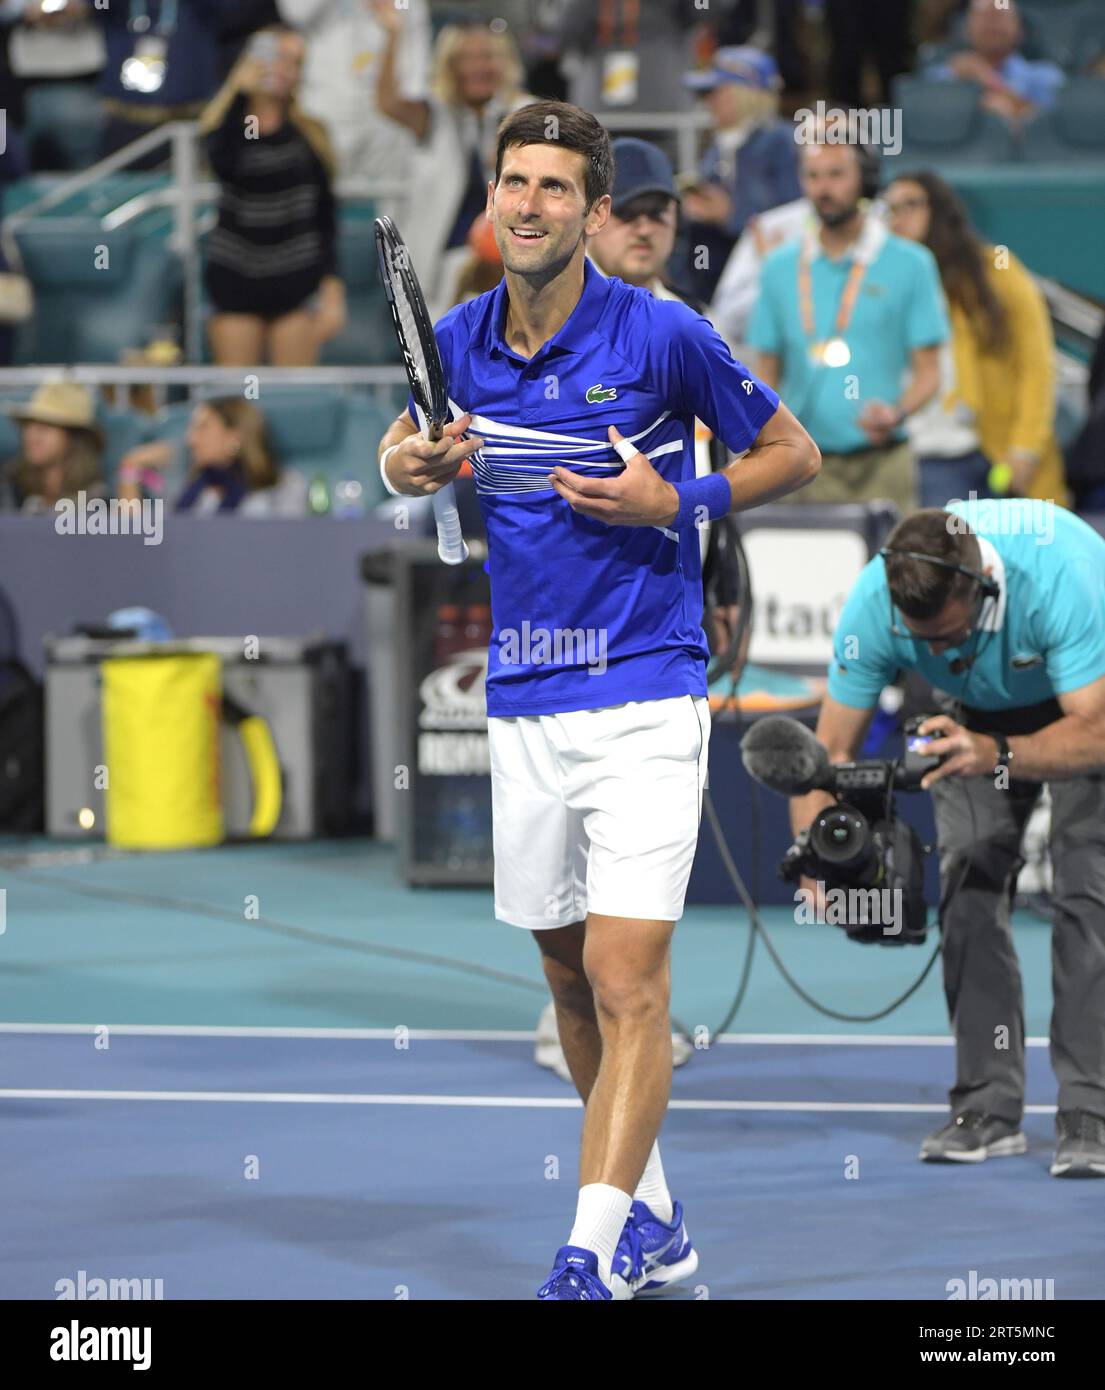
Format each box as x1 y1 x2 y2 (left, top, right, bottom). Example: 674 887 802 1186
610 137 676 211
684 46 780 93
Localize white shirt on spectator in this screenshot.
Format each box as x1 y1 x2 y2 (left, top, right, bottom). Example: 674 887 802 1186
2 0 106 78
276 0 431 187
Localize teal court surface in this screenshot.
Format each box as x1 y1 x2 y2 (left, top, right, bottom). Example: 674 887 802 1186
1 839 1099 1300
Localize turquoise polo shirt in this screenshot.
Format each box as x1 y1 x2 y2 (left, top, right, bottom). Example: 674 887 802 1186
748 222 948 455
827 500 1105 713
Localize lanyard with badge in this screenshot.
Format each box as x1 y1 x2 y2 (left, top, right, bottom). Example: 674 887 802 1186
598 0 639 106
121 0 178 94
797 237 866 370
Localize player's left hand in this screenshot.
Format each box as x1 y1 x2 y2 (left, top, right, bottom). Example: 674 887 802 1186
916 715 999 789
548 426 679 527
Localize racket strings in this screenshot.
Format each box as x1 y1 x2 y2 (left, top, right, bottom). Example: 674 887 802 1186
386 248 432 398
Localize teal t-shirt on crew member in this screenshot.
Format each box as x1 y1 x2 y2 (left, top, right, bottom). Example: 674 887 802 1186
827 500 1105 713
747 225 948 455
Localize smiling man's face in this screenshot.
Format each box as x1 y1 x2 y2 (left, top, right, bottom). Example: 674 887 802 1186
489 142 610 279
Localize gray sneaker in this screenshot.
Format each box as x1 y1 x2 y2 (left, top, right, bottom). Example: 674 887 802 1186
1050 1110 1105 1178
920 1110 1027 1163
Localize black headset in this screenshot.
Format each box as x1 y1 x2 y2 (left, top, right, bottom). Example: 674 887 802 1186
856 144 882 202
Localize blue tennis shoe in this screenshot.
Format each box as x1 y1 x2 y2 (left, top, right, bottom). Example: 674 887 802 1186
609 1200 698 1297
536 1245 614 1300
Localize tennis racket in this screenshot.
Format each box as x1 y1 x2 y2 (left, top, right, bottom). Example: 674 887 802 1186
374 214 468 565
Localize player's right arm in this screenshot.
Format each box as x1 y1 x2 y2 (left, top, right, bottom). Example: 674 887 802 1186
378 412 484 497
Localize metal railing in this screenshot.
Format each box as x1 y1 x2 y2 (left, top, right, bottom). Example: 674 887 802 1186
0 364 410 416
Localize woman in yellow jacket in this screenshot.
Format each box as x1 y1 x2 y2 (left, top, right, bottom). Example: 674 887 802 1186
886 169 1068 509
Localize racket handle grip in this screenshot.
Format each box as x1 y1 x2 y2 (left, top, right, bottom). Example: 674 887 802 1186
432 483 469 565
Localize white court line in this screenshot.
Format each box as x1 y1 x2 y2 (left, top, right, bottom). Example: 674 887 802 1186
0 1088 1060 1114
0 1024 1051 1046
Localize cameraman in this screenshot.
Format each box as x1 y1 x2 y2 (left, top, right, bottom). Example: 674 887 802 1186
790 499 1105 1177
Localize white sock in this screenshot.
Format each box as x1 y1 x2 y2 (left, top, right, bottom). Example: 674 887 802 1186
633 1142 674 1224
567 1183 633 1288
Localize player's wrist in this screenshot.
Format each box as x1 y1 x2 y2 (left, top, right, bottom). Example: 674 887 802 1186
672 472 731 530
379 442 406 497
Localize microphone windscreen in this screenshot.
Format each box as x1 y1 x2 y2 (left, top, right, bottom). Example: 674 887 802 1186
740 715 832 796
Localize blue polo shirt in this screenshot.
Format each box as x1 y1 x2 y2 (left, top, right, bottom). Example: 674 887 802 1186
827 500 1105 712
927 54 1065 111
747 225 947 455
411 259 779 717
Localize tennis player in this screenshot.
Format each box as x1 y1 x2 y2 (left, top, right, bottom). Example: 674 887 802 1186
378 100 820 1300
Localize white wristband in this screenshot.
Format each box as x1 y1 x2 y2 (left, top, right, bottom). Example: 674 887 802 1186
379 443 403 497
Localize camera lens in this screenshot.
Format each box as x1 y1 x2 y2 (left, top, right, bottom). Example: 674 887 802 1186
810 807 871 868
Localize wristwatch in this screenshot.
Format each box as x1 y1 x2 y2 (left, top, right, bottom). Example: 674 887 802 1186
992 732 1013 774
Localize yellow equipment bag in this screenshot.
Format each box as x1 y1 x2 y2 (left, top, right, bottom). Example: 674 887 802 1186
102 653 224 849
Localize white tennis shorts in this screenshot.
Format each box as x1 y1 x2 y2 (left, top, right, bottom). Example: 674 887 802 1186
488 695 711 929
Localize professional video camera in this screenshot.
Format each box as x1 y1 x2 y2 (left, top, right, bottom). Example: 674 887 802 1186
740 715 940 945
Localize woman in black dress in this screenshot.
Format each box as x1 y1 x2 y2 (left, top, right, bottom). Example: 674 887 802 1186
199 23 346 365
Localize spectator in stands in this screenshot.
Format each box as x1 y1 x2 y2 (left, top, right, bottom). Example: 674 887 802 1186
588 137 690 303
218 0 279 79
277 0 432 188
747 140 947 517
923 0 1065 124
555 0 699 154
0 0 106 169
680 48 802 303
824 0 915 107
0 122 32 366
1065 324 1105 515
887 170 1068 509
0 382 105 511
708 195 810 352
117 398 307 517
377 12 534 321
95 0 223 165
199 24 346 367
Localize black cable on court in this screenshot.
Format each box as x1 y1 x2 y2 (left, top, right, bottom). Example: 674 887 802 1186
0 852 549 998
682 518 949 1043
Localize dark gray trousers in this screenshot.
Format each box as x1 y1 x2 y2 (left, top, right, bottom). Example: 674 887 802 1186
931 773 1105 1122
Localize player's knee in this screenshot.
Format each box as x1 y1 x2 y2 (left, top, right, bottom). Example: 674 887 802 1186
541 954 593 1011
589 967 668 1024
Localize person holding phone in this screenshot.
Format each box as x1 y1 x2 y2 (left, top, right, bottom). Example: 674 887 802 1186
198 23 346 366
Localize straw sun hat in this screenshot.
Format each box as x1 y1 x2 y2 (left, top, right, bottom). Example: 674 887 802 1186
7 382 104 446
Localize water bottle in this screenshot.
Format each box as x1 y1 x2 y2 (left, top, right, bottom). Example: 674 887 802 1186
333 477 365 518
307 473 331 516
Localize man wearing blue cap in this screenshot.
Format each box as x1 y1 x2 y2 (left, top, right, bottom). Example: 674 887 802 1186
588 137 686 304
681 46 802 301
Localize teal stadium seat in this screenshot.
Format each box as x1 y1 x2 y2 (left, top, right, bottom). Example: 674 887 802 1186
11 221 182 364
1016 0 1103 70
23 82 104 172
891 78 1019 164
319 216 403 367
1023 80 1105 161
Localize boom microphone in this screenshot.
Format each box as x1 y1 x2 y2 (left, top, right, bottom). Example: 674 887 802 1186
740 715 833 796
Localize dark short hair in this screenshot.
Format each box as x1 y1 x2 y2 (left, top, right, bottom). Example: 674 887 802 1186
494 100 613 211
883 510 982 620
